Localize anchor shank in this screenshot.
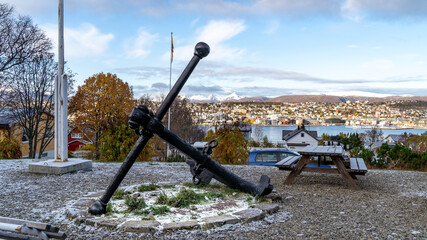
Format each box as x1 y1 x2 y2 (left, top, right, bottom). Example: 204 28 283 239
156 124 270 196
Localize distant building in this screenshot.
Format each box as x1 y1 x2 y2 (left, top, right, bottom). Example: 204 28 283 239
239 124 251 141
282 126 319 151
68 127 93 151
385 134 404 144
0 108 54 158
325 118 346 124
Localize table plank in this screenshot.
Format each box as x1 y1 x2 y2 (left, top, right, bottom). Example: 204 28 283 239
356 158 368 171
275 158 289 166
350 158 359 171
333 146 344 155
275 155 301 167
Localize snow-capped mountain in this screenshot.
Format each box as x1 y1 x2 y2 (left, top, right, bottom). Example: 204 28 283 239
188 92 243 102
216 92 241 102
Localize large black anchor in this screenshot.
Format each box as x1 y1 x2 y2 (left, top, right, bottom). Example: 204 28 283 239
88 42 273 215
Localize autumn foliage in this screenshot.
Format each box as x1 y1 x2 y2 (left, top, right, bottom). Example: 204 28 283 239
0 137 22 159
69 73 134 159
204 126 249 165
99 123 153 162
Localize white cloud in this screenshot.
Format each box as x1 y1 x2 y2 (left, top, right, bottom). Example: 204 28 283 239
342 0 427 21
362 59 394 70
322 90 393 97
140 0 342 18
125 28 158 58
170 20 247 62
42 23 114 58
196 20 246 45
254 0 341 16
3 0 128 16
1 0 53 15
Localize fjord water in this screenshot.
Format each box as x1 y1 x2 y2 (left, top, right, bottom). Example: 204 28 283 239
262 125 427 142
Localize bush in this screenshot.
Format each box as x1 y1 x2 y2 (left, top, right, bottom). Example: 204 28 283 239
359 148 374 166
0 138 22 159
203 126 249 165
81 144 96 151
99 124 153 162
165 153 186 162
375 143 391 168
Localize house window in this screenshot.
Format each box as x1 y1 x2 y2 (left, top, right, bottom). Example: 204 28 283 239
22 128 29 142
71 133 82 139
301 133 305 137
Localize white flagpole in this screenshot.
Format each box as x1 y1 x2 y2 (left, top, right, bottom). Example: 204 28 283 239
55 0 67 161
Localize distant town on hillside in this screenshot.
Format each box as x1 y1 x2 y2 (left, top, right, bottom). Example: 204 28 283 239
188 96 427 129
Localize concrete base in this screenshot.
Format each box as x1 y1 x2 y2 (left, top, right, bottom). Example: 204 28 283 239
28 158 92 175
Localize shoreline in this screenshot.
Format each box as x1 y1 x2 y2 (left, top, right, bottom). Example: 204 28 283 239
200 124 427 130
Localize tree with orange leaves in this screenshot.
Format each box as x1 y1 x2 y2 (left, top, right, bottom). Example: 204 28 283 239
69 72 134 159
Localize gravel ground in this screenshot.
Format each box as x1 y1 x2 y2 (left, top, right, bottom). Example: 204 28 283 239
0 159 426 239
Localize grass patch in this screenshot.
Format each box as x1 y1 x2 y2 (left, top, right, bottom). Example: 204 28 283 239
137 183 159 192
155 192 169 205
255 196 269 203
154 188 226 208
168 188 204 208
106 202 113 213
124 195 147 212
183 182 222 189
141 205 171 216
113 189 132 200
204 191 225 199
222 186 243 196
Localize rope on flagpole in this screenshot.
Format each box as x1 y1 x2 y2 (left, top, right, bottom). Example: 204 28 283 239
167 32 173 158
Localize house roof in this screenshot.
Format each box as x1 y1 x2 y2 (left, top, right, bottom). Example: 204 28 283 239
0 108 17 127
69 139 93 145
0 107 54 127
371 141 395 149
386 134 402 142
282 128 319 141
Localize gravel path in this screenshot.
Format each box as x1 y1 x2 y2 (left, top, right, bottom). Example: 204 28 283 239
0 159 426 239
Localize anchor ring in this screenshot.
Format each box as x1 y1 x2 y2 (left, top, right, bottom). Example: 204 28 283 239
192 175 201 185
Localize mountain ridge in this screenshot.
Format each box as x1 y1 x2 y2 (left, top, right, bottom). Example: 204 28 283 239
189 94 427 103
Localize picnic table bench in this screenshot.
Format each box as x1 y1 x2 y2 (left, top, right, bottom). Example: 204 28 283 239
275 146 367 190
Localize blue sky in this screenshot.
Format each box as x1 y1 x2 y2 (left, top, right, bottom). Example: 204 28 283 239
4 0 427 99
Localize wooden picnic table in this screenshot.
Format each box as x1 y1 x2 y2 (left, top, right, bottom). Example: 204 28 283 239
275 146 367 190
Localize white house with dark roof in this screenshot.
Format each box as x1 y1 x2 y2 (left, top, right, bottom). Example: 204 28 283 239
385 134 403 144
282 127 319 151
